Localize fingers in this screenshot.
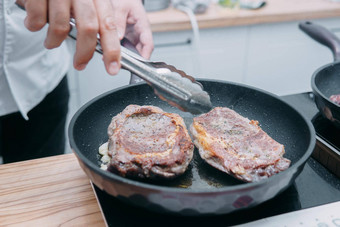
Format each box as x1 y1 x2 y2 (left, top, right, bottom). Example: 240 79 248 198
93 0 121 75
72 0 99 71
20 0 48 31
44 0 71 49
125 25 153 60
134 7 154 59
18 0 153 76
110 1 128 40
17 0 71 49
132 17 154 59
138 31 154 59
123 1 154 59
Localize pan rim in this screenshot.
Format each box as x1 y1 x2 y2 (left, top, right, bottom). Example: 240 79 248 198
312 61 340 109
68 78 315 194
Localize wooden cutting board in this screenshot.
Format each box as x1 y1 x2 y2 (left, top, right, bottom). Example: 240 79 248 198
0 154 105 226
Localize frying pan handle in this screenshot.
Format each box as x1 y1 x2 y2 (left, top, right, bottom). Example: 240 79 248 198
299 21 340 62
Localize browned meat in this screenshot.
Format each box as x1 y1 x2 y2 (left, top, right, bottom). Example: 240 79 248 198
330 94 340 105
190 107 291 182
106 105 194 179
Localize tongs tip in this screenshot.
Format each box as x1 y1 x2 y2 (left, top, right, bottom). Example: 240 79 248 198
188 92 213 115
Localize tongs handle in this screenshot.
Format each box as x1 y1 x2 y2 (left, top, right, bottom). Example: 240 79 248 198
69 20 213 113
69 20 212 114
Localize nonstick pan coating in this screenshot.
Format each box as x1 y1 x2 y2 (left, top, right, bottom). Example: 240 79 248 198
68 79 315 215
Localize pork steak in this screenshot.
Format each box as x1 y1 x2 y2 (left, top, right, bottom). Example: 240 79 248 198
106 105 194 179
190 107 291 182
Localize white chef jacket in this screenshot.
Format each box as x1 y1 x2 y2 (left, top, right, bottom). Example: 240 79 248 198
0 1 71 120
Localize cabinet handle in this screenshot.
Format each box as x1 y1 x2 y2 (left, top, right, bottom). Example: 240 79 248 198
155 39 192 48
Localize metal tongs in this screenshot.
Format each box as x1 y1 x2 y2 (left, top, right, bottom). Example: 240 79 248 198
67 20 212 115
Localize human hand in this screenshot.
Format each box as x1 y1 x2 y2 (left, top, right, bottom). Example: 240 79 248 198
110 0 154 60
15 0 153 75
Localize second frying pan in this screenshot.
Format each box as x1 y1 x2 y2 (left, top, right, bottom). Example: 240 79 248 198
299 21 340 128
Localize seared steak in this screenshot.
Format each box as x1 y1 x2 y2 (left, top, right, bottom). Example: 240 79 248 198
190 107 291 182
106 105 194 179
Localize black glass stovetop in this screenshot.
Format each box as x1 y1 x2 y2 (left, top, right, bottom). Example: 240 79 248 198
93 92 340 227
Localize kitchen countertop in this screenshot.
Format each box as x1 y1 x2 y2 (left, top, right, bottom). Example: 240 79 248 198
147 0 340 32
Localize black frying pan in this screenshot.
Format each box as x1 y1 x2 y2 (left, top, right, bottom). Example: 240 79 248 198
68 79 315 216
299 21 340 128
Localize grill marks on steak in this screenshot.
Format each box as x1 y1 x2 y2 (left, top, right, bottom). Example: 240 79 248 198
190 107 291 182
107 105 194 179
